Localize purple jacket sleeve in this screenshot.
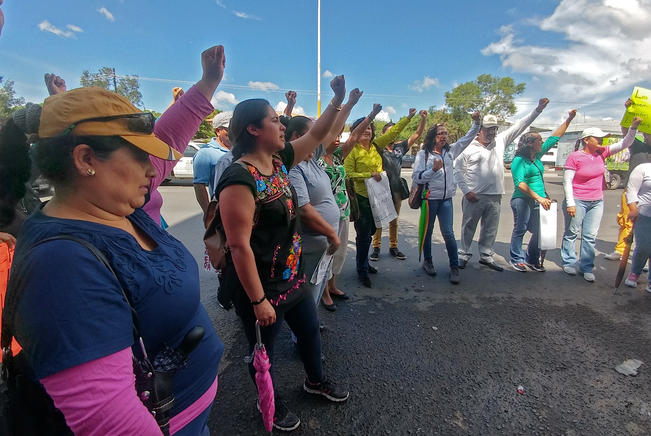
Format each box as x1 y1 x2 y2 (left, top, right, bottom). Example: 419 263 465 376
150 85 214 190
40 348 163 436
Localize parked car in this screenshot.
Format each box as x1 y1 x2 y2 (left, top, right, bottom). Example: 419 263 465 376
401 153 415 168
164 142 201 183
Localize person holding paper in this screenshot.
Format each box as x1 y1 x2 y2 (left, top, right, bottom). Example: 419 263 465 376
561 116 642 282
344 108 416 287
413 112 481 283
623 162 651 293
287 89 362 310
604 99 651 261
509 110 576 272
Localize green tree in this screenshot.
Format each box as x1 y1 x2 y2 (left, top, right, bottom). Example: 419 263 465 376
0 77 25 123
445 74 525 121
80 67 143 107
194 109 222 140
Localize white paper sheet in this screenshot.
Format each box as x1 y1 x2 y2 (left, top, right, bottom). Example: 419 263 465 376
365 172 398 228
539 201 558 251
310 251 334 285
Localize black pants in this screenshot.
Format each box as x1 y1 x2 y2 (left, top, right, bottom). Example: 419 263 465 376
354 194 376 277
233 290 324 384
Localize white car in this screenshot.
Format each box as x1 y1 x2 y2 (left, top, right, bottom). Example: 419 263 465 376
168 142 201 181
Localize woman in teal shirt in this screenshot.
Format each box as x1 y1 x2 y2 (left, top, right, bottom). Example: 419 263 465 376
509 110 576 272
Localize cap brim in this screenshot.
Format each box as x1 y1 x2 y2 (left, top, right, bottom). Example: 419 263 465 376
120 134 181 161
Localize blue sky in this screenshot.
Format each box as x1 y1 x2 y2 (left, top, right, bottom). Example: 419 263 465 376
2 0 650 126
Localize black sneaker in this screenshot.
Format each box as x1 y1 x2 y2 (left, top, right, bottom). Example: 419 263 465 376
303 378 349 402
389 247 407 260
525 262 546 272
368 265 378 274
257 399 300 432
449 267 460 284
358 275 372 287
369 247 380 261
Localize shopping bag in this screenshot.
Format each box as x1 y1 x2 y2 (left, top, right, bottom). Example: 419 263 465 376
365 172 397 229
538 200 557 251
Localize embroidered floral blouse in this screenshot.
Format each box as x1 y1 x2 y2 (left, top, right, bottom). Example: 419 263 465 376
215 143 306 306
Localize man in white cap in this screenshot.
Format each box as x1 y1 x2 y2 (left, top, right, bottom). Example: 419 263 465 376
454 98 549 270
193 111 232 213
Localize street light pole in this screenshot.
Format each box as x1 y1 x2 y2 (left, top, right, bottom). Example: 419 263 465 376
317 0 321 116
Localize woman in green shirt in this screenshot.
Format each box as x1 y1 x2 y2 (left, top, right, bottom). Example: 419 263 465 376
509 110 576 272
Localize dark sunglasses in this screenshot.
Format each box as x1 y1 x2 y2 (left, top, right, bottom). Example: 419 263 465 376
61 112 155 136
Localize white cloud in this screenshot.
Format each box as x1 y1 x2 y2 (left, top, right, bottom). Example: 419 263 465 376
482 0 651 120
248 81 279 92
66 24 83 33
275 101 305 115
322 70 334 78
97 7 115 22
385 106 397 115
211 90 239 108
215 0 226 8
233 11 261 20
38 20 82 38
409 75 440 93
375 110 391 123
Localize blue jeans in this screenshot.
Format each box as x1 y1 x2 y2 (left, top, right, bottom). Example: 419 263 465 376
354 194 376 277
423 198 458 267
632 214 651 275
509 197 541 264
561 199 604 273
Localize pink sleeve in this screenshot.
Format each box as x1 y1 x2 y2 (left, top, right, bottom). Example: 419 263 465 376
40 348 163 436
564 152 578 170
149 85 214 191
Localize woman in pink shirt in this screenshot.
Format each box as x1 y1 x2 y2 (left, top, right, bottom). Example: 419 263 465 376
561 116 641 282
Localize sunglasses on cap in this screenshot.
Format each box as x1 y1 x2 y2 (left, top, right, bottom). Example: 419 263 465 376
60 112 155 136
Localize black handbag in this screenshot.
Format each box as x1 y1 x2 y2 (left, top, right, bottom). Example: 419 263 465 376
1 235 202 436
399 177 410 200
345 178 360 222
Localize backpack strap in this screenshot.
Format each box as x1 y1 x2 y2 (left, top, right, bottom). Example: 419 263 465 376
2 235 143 379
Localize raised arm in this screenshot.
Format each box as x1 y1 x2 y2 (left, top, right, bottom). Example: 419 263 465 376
551 109 577 138
407 110 428 147
44 73 67 95
608 117 641 155
290 76 346 167
341 104 382 160
284 91 296 118
621 98 633 136
500 98 549 147
374 108 416 150
321 88 364 149
450 111 481 158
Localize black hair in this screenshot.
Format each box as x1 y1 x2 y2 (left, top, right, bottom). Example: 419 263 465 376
229 99 271 160
34 135 137 185
515 132 540 159
350 117 375 142
284 116 312 142
0 119 31 226
382 122 395 134
422 124 445 155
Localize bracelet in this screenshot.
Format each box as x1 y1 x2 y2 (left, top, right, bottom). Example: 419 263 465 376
251 295 266 306
330 99 343 111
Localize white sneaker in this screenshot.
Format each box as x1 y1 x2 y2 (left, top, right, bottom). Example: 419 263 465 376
583 272 595 282
625 273 638 288
604 251 621 261
563 266 577 276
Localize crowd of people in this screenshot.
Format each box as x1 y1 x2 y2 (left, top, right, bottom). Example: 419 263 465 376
0 38 649 434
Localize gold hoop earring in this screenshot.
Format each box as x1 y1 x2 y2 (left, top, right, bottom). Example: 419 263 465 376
86 168 96 176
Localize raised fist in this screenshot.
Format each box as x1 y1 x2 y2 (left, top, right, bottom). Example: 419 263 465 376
201 45 226 85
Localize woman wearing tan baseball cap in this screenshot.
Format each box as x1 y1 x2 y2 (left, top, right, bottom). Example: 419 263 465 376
1 46 227 435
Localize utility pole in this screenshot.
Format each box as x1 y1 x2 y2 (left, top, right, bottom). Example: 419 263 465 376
317 0 321 116
112 67 118 92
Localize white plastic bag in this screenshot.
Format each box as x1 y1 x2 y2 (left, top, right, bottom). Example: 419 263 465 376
538 201 557 251
365 172 397 228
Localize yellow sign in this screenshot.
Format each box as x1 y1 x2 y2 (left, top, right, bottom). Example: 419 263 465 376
621 86 651 134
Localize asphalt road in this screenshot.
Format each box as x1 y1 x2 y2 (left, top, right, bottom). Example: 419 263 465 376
160 170 650 436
